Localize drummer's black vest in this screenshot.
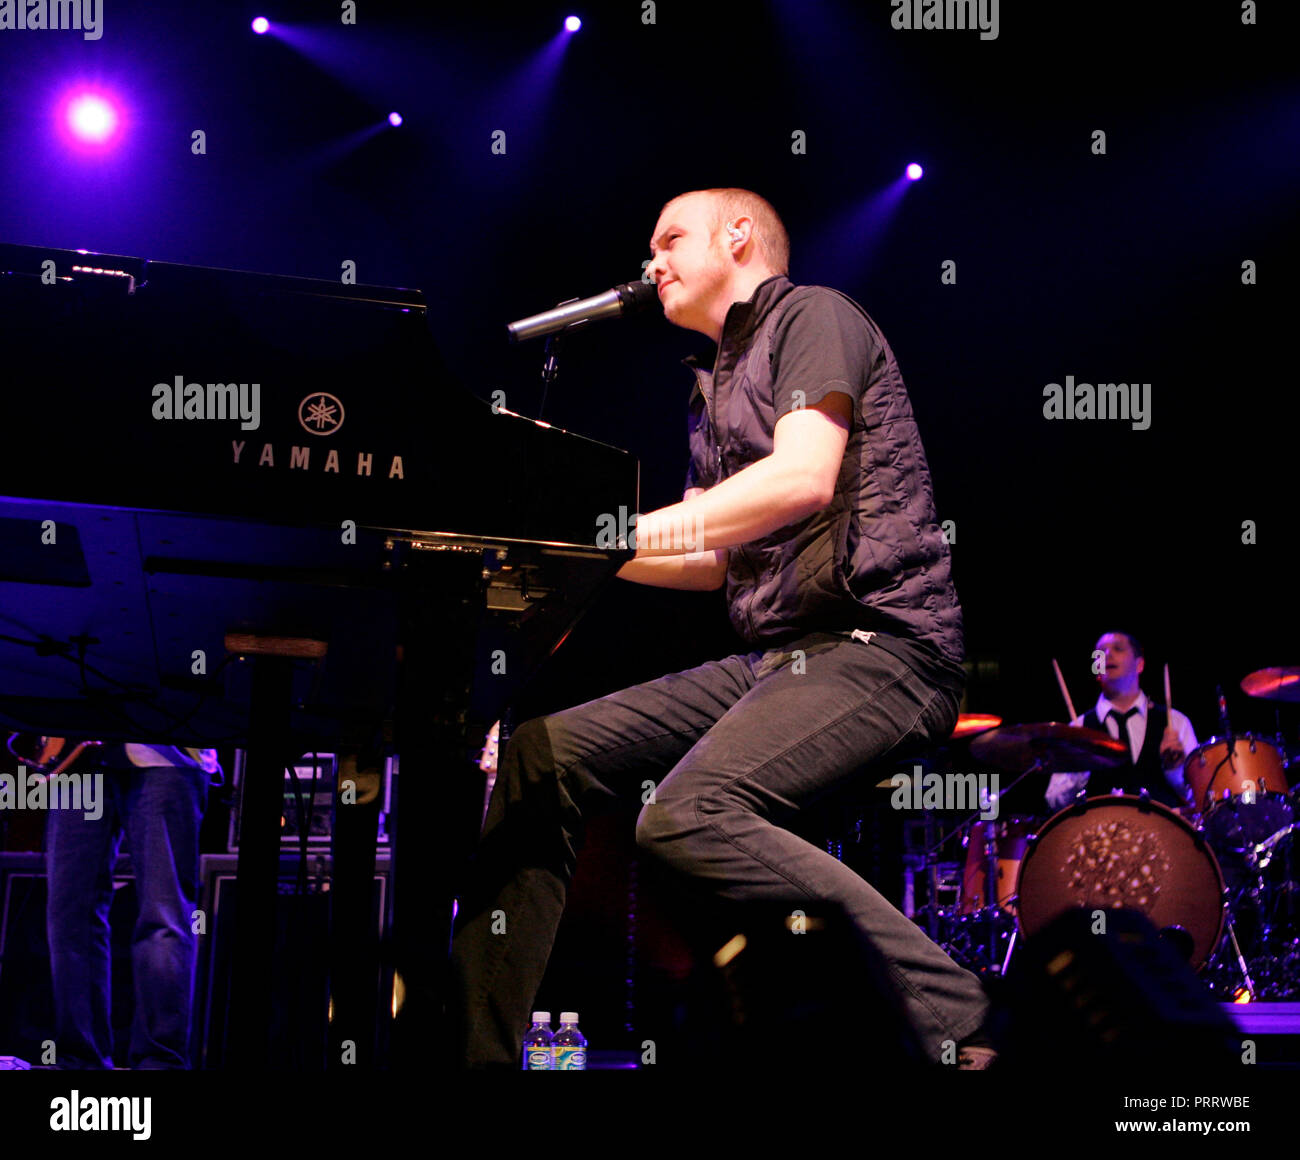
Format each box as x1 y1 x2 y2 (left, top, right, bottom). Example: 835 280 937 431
1082 703 1183 808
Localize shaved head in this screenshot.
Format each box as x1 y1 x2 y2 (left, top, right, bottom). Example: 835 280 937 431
661 188 790 276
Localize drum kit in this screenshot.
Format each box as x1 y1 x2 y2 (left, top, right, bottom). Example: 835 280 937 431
904 667 1300 1000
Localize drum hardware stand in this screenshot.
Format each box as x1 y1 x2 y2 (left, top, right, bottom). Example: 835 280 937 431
972 784 1035 974
978 788 1006 971
1204 835 1292 1001
1239 823 1296 998
1253 823 1297 870
921 764 1044 976
999 920 1018 976
1221 896 1257 1002
922 758 1045 858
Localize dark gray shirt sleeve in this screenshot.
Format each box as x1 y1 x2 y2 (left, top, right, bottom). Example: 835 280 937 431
769 290 877 420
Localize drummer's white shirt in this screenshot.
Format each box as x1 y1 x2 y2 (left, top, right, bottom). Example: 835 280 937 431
1044 692 1197 811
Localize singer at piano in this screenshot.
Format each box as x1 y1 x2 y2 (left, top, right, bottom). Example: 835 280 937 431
448 187 995 1068
42 742 218 1069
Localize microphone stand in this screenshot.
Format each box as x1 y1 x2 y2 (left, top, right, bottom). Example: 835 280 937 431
536 300 588 421
1212 683 1238 811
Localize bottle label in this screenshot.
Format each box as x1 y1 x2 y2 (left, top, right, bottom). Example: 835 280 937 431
524 1048 553 1070
553 1048 586 1070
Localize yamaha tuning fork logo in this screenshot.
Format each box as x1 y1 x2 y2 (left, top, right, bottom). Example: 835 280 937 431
298 391 346 436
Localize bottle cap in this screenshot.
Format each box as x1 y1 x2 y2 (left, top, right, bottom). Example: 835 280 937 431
531 1011 551 1023
559 1011 579 1023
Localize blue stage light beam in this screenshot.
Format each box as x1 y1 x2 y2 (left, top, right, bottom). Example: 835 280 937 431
801 170 920 288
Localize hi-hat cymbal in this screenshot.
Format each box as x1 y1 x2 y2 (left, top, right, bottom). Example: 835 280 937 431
968 722 1127 773
1241 667 1300 702
951 713 1002 740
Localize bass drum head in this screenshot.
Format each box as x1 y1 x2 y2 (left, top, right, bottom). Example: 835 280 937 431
1016 795 1225 970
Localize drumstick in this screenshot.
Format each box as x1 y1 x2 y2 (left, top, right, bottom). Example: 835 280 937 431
1164 663 1172 715
1052 658 1078 722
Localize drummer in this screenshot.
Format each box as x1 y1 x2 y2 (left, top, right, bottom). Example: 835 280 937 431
1045 631 1197 811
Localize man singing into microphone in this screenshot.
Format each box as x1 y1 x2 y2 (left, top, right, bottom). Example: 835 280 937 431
449 188 993 1068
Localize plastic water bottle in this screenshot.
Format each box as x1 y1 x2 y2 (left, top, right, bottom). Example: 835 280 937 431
551 1012 587 1070
521 1011 554 1070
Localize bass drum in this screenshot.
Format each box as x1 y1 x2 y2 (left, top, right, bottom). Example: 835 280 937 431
1015 795 1225 970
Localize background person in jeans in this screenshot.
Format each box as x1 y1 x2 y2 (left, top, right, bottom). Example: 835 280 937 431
449 187 992 1068
45 743 216 1069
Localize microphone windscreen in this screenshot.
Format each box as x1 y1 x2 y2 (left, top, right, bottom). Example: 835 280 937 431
617 279 662 312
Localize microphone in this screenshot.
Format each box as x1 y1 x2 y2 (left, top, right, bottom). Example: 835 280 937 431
506 280 661 343
1216 684 1234 741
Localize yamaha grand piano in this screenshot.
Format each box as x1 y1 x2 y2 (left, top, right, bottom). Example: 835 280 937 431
0 242 638 1067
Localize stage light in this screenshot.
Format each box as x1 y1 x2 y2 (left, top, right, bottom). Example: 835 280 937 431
905 163 923 181
67 94 118 145
388 112 403 127
251 16 269 34
565 15 581 32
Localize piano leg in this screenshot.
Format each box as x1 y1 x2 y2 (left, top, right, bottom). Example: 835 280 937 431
390 548 488 1069
328 751 382 1069
228 655 296 1067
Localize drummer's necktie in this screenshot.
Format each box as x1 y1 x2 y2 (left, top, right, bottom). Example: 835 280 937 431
1108 706 1140 762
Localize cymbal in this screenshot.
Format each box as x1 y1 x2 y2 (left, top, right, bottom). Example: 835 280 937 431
951 713 1002 740
968 722 1127 773
1241 667 1300 702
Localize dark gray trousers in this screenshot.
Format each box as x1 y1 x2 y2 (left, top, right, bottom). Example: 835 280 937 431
449 629 989 1066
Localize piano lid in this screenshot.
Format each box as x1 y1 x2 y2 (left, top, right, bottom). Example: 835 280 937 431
0 242 638 548
0 243 638 747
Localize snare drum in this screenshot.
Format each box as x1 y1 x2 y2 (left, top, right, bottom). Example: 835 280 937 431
1015 795 1226 970
959 816 1034 914
1185 735 1294 847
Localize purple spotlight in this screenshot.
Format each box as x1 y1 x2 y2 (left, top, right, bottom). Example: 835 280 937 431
251 16 269 34
67 94 119 145
564 15 581 32
905 162 923 181
388 112 403 127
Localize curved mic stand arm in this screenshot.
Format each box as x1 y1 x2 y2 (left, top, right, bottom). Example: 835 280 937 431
537 302 590 420
923 756 1048 857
